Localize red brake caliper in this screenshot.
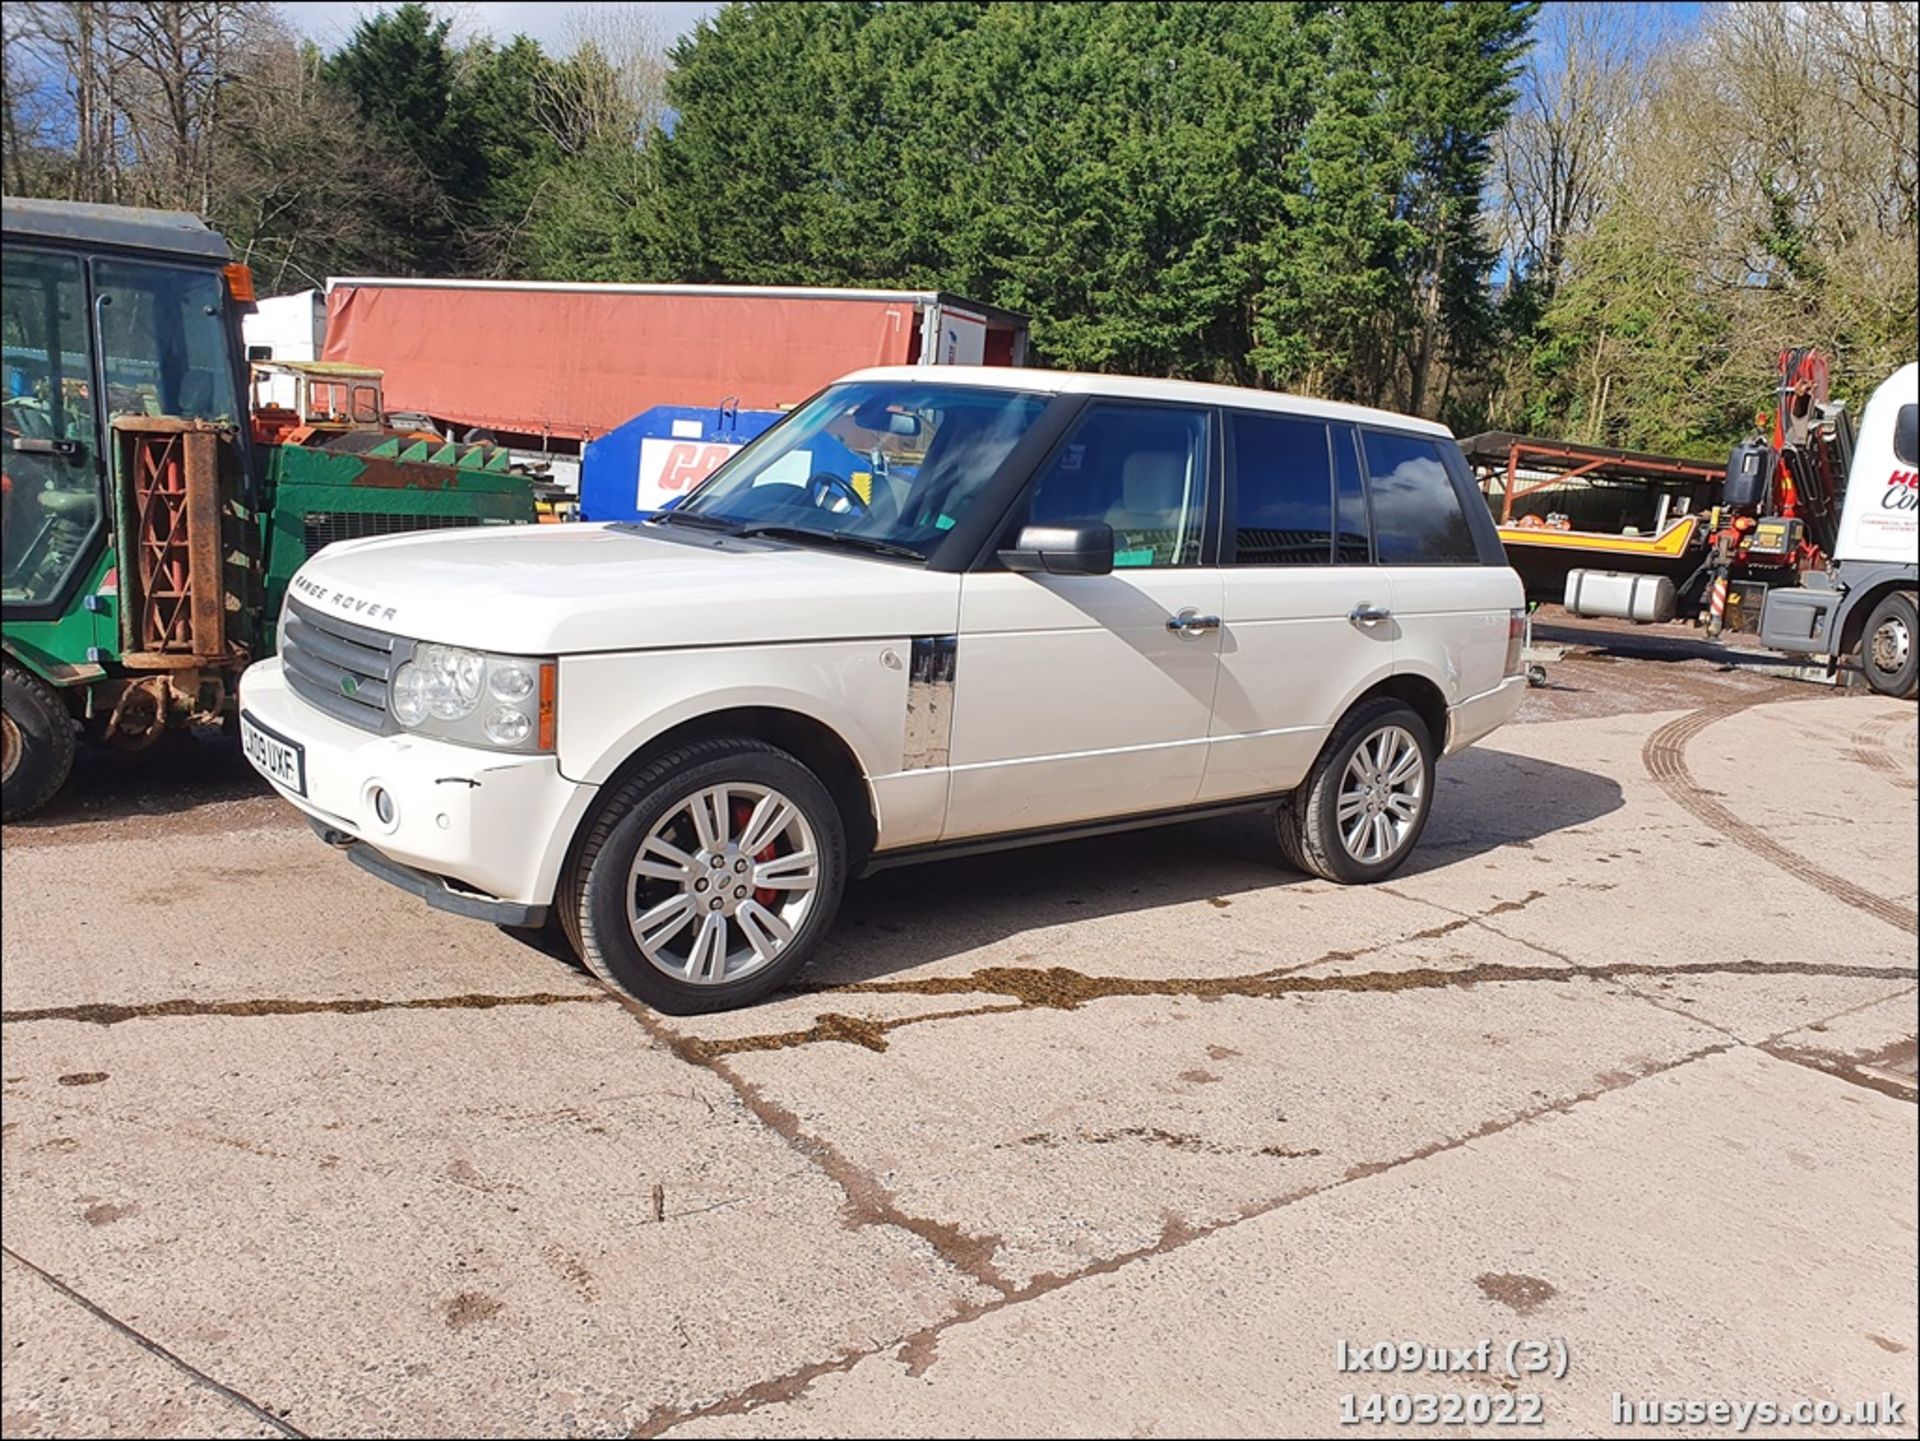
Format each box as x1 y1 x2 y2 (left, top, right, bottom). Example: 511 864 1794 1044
730 800 780 908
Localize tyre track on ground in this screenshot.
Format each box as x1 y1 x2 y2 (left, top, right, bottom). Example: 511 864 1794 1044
1643 701 1917 935
1843 709 1919 786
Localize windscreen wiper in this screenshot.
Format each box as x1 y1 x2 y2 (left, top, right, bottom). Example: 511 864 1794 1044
645 509 737 532
734 524 925 561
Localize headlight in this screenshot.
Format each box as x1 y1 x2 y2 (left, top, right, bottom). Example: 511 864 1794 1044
390 644 554 751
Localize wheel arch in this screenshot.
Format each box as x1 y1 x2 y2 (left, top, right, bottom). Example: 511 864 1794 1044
560 705 879 883
1835 574 1920 660
1349 672 1451 755
2 637 96 697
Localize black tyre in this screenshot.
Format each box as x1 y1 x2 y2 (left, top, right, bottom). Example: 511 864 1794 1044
1276 698 1436 884
1 663 77 822
563 738 846 1015
1859 592 1918 700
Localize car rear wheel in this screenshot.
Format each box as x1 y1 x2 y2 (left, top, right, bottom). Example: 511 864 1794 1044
1859 591 1918 699
1 663 76 823
1276 698 1436 884
563 738 846 1014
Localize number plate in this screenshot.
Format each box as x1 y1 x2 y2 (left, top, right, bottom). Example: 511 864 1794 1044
240 710 306 797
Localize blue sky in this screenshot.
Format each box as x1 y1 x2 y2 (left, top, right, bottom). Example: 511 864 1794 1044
275 0 724 53
271 1 1704 56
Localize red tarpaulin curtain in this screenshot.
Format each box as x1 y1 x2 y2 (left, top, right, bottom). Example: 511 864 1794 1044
322 287 919 439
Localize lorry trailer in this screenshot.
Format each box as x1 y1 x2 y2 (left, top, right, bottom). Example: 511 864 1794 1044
318 278 1032 505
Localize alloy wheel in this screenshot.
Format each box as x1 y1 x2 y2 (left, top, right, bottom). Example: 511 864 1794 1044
626 782 820 985
1337 724 1426 865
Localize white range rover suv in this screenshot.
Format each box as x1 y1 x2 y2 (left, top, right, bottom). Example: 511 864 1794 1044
240 368 1527 1012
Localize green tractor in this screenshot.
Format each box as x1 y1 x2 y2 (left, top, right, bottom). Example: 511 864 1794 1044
2 197 536 820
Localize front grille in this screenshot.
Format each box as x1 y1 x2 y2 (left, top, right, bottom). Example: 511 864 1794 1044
281 600 409 733
303 511 484 554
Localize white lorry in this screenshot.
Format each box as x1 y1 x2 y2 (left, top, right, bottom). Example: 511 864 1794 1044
239 367 1527 1012
1757 362 1920 698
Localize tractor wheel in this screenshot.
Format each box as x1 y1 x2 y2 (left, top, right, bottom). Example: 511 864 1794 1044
2 663 77 822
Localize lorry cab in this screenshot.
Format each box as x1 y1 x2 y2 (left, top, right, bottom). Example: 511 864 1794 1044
1759 362 1920 697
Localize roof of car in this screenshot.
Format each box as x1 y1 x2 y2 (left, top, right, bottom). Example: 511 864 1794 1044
2 196 231 262
840 366 1453 437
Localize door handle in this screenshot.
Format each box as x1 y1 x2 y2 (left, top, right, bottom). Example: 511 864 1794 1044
1348 604 1393 627
3 436 83 461
1167 609 1222 635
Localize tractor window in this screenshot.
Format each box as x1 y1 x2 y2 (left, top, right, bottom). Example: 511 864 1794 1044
2 247 101 609
92 259 240 428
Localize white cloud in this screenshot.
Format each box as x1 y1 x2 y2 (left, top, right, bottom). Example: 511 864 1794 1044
273 0 722 54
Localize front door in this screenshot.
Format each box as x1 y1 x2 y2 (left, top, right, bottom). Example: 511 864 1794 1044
2 247 103 619
944 401 1223 838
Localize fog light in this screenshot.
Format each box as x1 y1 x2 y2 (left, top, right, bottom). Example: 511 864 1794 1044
371 786 396 826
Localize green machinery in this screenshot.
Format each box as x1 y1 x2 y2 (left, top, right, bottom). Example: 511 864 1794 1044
1 197 535 820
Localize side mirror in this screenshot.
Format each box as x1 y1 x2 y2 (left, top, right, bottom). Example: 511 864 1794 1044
997 523 1114 576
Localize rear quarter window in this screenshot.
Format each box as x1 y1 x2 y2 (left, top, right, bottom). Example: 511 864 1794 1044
1361 430 1481 565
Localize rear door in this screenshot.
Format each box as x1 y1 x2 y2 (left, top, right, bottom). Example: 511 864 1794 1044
1200 413 1394 801
944 400 1223 837
1360 427 1516 723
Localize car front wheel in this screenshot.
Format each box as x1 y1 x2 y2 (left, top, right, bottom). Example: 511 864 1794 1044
1276 698 1436 884
563 737 847 1014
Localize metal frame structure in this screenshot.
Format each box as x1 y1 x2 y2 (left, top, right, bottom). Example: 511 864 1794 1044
1459 432 1726 523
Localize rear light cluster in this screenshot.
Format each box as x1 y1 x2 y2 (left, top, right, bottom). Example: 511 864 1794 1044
1505 608 1528 678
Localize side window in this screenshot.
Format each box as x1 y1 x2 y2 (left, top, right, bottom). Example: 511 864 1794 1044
2 247 101 608
94 259 240 426
1229 412 1332 565
1332 424 1371 564
1025 403 1210 567
1895 403 1917 466
1362 430 1479 565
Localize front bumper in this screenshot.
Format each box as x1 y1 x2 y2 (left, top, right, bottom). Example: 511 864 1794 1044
240 658 593 915
306 817 548 926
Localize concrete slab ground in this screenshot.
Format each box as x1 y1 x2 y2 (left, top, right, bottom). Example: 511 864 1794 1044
2 643 1915 1438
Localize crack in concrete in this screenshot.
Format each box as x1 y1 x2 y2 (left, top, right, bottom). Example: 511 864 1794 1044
628 1040 1734 1437
0 990 610 1027
607 993 1012 1298
2 1244 308 1438
1768 984 1919 1045
682 956 1915 1060
1759 1041 1918 1103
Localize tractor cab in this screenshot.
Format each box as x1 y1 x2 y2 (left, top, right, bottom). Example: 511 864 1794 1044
249 360 388 447
2 196 538 822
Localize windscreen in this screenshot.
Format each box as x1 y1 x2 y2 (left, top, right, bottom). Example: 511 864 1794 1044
672 381 1050 559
